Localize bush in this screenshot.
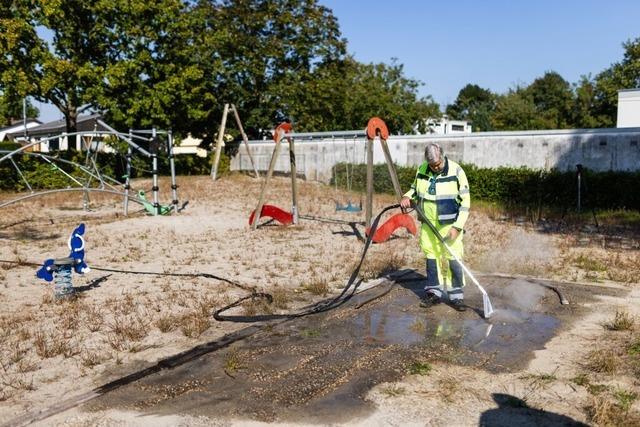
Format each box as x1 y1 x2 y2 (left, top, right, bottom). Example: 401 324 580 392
0 148 216 191
333 162 640 211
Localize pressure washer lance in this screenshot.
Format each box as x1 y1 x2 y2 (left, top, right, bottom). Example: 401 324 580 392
411 201 494 319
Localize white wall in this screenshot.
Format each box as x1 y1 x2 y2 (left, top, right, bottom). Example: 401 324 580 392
232 127 640 183
618 89 640 128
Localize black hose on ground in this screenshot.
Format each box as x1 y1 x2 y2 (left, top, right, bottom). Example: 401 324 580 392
212 204 400 322
0 203 403 322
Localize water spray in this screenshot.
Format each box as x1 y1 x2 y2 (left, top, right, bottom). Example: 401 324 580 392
412 202 494 319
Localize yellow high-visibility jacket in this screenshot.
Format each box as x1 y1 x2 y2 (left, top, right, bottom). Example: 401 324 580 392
403 157 470 230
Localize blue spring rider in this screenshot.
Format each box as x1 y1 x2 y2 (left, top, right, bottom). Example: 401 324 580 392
335 200 362 213
36 224 90 298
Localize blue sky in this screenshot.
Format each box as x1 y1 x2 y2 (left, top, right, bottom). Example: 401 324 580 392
319 0 639 106
35 0 639 122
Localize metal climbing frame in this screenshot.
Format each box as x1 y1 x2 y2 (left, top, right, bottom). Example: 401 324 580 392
0 122 179 216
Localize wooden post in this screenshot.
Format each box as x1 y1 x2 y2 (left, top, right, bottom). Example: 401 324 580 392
289 136 298 224
366 137 374 228
379 138 404 202
230 104 260 179
252 140 282 230
211 103 230 181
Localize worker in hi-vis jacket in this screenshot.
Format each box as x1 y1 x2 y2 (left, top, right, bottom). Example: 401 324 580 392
400 143 471 312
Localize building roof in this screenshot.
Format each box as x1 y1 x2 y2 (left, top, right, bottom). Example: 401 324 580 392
0 119 42 142
6 113 109 138
0 119 41 133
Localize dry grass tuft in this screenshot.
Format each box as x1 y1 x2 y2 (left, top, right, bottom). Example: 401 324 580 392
270 287 290 309
438 376 461 403
107 311 149 343
585 348 618 374
180 302 212 338
380 384 406 397
223 350 244 376
32 330 78 359
585 393 640 426
361 251 406 280
79 349 108 368
604 310 635 331
241 297 273 317
155 313 178 333
83 305 104 332
303 278 329 296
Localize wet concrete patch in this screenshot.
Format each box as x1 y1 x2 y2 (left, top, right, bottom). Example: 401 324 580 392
86 272 626 424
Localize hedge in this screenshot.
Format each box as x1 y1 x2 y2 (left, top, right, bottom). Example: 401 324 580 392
332 162 640 211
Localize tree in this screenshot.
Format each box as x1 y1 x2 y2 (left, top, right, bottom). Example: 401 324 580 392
0 95 38 127
2 1 203 138
91 0 217 135
525 71 573 129
491 87 541 131
593 37 640 127
0 1 43 126
446 84 496 131
340 58 440 134
196 0 347 134
571 75 601 128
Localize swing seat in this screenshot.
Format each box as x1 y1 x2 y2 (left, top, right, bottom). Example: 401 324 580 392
249 204 294 226
137 190 173 215
335 200 362 213
366 213 417 243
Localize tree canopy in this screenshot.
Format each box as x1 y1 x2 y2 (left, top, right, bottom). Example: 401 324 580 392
1 0 437 139
3 2 638 137
447 37 640 132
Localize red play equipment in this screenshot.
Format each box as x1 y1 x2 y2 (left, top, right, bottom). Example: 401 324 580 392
248 117 416 243
362 117 417 243
249 122 297 229
248 204 294 226
366 213 417 243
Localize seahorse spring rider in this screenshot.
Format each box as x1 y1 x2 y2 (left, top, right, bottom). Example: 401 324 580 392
36 224 90 298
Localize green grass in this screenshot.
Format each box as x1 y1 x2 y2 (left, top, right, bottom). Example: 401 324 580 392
614 388 638 412
587 383 610 395
408 361 432 376
574 254 607 272
571 373 590 386
628 340 640 355
300 328 321 338
521 372 557 384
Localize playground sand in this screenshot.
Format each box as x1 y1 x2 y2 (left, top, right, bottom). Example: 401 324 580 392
1 174 639 426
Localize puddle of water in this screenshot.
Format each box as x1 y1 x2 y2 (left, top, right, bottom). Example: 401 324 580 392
348 292 560 371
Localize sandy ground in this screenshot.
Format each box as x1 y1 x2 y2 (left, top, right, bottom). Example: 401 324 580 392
0 174 639 426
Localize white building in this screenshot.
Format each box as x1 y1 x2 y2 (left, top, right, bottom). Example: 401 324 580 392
416 115 472 135
0 119 41 142
5 114 115 152
617 88 640 128
174 133 209 157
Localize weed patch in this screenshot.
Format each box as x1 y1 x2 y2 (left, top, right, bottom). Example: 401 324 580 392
604 310 635 331
408 361 432 376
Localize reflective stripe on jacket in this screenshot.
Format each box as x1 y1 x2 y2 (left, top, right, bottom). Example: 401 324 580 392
403 158 470 229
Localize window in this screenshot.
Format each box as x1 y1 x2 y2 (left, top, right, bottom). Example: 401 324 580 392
599 139 607 146
631 140 638 147
451 124 465 131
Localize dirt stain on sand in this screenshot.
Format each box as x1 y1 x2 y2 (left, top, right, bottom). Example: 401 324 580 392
86 273 624 424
